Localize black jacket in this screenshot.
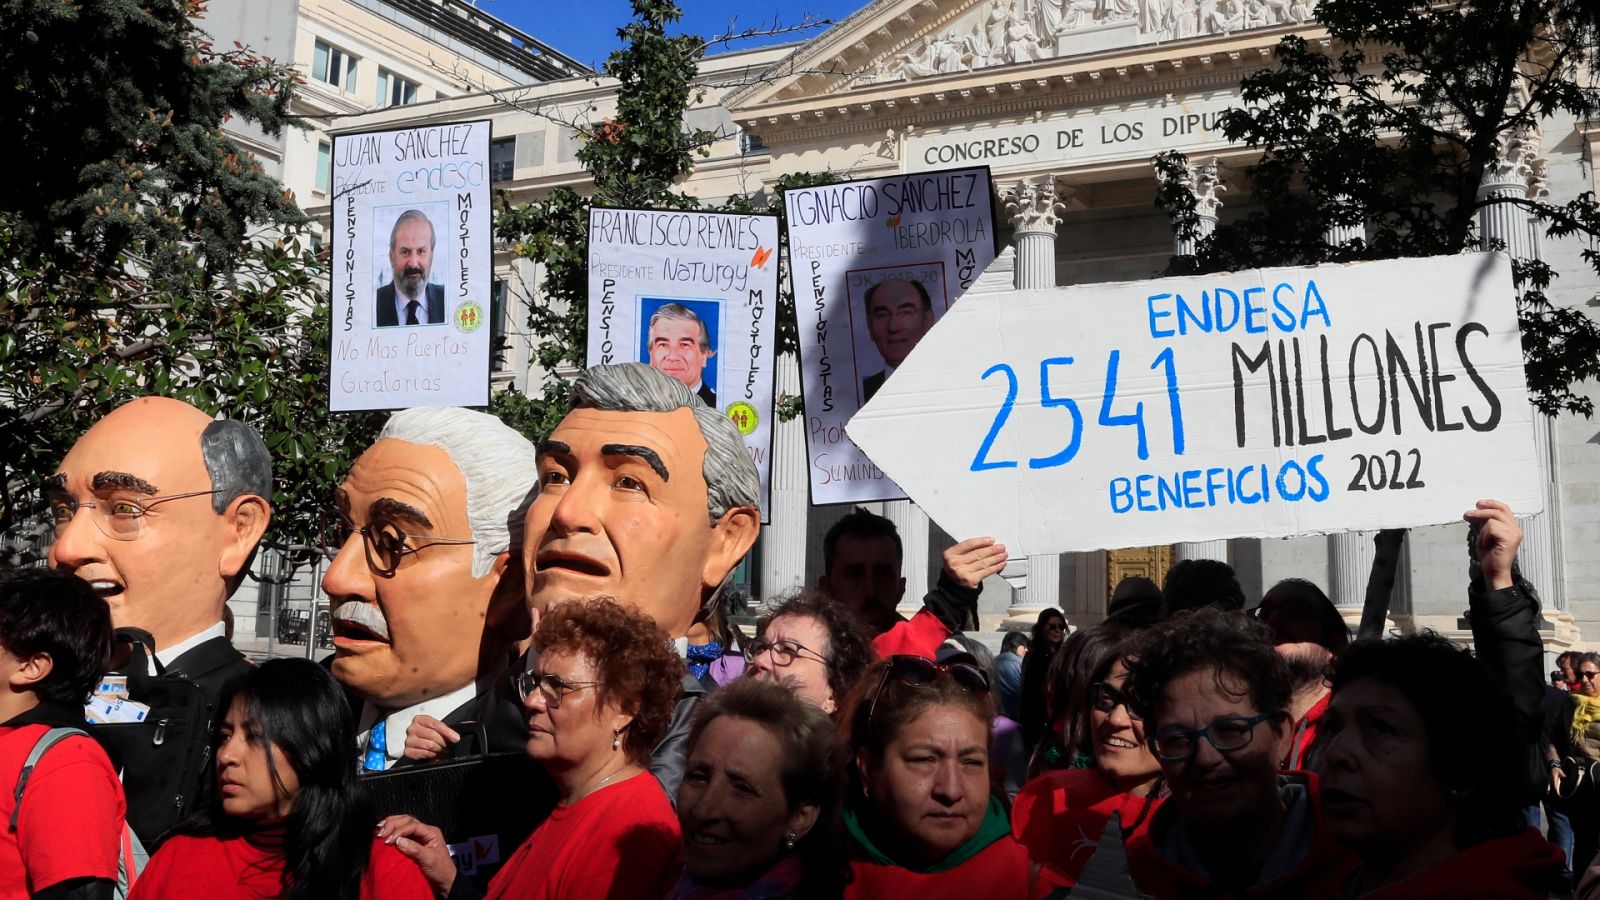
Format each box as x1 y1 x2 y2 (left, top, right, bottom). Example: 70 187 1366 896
1467 576 1548 805
375 282 445 326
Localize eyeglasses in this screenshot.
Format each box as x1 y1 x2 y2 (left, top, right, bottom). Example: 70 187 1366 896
1046 621 1065 631
46 488 223 541
511 671 602 707
319 509 475 578
745 637 829 668
1149 712 1276 761
1090 682 1143 721
1580 671 1600 681
867 655 990 724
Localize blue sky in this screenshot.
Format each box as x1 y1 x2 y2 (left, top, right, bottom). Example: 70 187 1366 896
488 0 861 71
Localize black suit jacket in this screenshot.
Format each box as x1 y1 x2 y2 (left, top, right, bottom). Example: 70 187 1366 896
375 282 446 326
163 635 253 710
382 679 529 770
696 382 717 408
862 369 887 403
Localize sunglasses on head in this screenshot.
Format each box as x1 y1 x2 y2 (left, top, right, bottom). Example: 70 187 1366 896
867 655 990 724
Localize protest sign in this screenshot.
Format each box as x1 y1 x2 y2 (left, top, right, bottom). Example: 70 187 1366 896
846 253 1543 556
784 166 996 505
586 207 781 518
328 120 492 411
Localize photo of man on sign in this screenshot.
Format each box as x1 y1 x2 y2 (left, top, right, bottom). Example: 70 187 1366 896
639 298 721 408
848 265 947 404
374 206 447 328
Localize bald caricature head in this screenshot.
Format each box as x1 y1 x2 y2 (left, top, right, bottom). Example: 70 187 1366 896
47 397 272 654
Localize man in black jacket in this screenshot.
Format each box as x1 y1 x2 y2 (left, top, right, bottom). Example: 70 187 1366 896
47 397 270 844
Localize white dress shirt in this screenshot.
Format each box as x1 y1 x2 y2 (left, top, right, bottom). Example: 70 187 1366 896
355 680 483 771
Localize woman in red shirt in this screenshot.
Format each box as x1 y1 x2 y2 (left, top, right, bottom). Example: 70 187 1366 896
382 598 685 900
129 658 431 900
837 653 1029 898
1012 624 1161 898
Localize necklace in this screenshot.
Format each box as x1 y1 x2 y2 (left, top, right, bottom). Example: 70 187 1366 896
569 765 634 804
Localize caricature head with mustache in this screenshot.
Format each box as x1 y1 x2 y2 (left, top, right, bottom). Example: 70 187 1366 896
323 407 537 710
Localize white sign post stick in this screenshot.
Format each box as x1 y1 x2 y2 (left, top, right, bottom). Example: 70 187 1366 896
329 121 493 411
585 207 782 519
784 166 997 506
847 253 1543 556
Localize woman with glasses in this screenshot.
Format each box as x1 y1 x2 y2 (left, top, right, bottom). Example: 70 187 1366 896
1012 623 1162 897
746 591 875 716
1019 608 1067 754
130 658 432 900
837 653 1028 897
1027 622 1131 777
668 677 842 898
1121 606 1356 897
379 598 685 900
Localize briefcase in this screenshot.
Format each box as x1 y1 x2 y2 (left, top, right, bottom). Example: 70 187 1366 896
360 726 557 892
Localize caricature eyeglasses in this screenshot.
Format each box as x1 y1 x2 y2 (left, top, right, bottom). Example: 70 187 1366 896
319 509 474 578
46 488 222 541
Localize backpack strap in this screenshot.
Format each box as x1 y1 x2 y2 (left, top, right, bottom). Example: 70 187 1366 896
10 726 91 831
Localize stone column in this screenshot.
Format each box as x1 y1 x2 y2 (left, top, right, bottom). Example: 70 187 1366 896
1001 176 1066 622
1323 201 1374 614
759 353 809 603
1476 127 1562 608
1164 159 1230 564
1328 531 1376 609
882 501 930 610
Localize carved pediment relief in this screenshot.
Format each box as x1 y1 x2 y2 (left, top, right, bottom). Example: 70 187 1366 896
867 0 1317 85
727 0 1317 111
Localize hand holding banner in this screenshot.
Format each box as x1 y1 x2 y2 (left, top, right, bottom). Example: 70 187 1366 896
846 253 1542 556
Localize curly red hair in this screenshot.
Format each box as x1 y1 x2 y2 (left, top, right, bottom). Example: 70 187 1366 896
533 597 683 765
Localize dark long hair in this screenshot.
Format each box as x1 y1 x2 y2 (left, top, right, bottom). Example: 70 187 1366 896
204 658 372 900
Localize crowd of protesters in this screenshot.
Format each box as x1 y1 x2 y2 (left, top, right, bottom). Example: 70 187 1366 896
0 369 1584 899
4 496 1577 899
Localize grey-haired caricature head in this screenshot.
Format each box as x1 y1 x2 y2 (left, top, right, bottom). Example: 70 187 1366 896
524 363 760 639
323 406 539 709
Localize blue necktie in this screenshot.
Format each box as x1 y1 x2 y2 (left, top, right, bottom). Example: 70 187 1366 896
364 719 388 772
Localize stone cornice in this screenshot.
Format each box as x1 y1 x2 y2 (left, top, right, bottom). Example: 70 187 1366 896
733 29 1327 144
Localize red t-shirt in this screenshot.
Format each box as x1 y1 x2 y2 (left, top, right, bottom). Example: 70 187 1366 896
0 723 125 898
129 832 432 899
871 607 951 660
1011 768 1158 898
1360 828 1563 899
486 771 679 900
843 832 1030 899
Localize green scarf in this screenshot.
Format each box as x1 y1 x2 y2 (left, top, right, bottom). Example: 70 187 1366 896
844 796 1011 874
1571 692 1600 749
